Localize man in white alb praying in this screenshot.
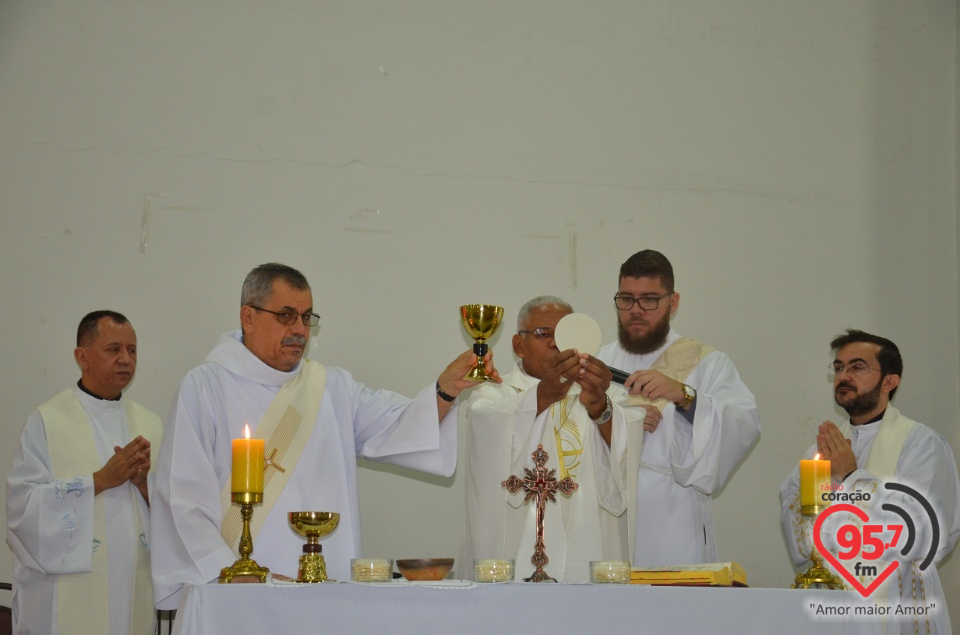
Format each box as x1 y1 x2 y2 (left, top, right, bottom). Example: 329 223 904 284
780 330 960 634
6 310 162 635
150 263 498 609
459 296 643 582
596 249 761 567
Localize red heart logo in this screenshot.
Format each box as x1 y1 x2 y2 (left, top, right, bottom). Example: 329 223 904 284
813 503 899 597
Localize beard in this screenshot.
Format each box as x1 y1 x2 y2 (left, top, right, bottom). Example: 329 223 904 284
617 311 671 355
835 377 883 418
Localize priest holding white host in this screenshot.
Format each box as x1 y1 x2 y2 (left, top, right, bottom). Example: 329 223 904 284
150 263 498 609
460 296 644 583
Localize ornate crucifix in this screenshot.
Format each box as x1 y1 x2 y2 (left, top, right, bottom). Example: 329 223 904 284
502 444 578 582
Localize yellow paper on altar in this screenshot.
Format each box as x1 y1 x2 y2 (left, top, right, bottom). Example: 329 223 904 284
630 562 748 587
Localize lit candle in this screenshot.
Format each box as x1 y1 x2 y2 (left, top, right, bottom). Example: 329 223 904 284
231 423 264 494
799 453 831 508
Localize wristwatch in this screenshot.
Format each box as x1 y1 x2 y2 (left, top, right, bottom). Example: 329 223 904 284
593 396 613 425
677 384 696 411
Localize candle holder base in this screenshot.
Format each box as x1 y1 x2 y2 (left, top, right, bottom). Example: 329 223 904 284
219 492 269 584
791 506 843 591
219 558 270 584
792 559 844 590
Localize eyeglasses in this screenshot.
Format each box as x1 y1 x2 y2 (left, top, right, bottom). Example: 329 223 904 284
614 292 673 311
518 327 555 339
828 361 881 377
248 305 321 327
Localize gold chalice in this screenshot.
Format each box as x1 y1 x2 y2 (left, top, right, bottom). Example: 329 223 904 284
460 304 503 382
289 512 340 583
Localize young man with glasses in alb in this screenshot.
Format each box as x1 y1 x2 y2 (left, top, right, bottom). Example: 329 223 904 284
597 249 761 569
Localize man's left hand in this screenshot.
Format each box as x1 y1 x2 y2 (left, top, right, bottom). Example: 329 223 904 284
625 369 685 405
576 354 612 419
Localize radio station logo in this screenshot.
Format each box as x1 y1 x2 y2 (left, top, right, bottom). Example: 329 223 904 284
813 482 939 598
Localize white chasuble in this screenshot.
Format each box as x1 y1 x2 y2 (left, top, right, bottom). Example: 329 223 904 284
459 365 640 583
598 330 761 567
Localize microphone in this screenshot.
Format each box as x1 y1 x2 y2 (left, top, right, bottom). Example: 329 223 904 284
610 367 630 385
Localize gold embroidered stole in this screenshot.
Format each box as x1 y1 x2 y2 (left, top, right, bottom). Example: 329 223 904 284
551 395 583 481
41 389 161 635
219 361 327 550
626 337 716 412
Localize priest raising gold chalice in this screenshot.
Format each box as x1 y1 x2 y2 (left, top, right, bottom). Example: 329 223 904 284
150 263 503 610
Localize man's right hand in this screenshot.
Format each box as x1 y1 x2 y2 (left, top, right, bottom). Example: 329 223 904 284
642 406 663 432
93 435 151 495
536 349 580 414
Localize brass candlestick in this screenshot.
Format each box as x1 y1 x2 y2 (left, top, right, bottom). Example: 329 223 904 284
219 492 270 583
792 504 843 590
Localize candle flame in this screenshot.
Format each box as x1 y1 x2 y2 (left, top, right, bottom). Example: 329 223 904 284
244 423 251 439
813 453 821 460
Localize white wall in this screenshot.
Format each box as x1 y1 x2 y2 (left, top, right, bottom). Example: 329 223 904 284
1 0 957 627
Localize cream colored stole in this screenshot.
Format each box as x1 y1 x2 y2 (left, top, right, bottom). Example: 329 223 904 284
840 405 916 610
219 360 327 551
859 405 916 481
41 389 161 635
621 337 715 560
626 337 716 412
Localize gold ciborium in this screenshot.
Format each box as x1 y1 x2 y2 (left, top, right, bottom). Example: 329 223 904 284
289 512 340 583
460 304 503 382
219 491 270 583
792 504 843 590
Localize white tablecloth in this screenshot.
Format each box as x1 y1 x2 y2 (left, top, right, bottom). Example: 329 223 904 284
173 580 884 635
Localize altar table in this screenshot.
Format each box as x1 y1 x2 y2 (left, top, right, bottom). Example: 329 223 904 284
173 580 885 635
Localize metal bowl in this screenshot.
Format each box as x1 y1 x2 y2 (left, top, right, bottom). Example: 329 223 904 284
395 558 455 581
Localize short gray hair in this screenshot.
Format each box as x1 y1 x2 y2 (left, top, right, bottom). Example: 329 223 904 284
516 295 573 331
241 263 311 307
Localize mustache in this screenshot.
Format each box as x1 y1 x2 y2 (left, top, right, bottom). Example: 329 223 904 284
282 335 307 347
836 382 856 392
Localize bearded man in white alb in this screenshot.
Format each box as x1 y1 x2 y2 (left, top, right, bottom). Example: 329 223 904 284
459 296 643 582
7 310 162 635
780 330 960 635
596 249 761 566
150 263 497 609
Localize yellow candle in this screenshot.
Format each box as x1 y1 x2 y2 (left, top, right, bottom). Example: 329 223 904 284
231 423 264 494
799 454 831 507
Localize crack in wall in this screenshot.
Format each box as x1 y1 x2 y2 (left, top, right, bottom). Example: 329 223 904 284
22 139 868 204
